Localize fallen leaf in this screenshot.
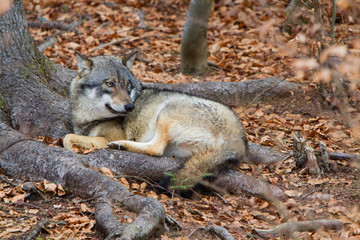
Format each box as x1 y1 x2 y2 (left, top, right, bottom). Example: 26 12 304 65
100 167 114 178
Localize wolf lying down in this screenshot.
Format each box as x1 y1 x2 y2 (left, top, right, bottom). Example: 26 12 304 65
63 52 248 196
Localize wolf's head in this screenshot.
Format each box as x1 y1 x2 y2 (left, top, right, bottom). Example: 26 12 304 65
70 52 142 126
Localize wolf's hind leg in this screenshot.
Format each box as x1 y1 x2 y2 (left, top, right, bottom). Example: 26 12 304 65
63 134 109 150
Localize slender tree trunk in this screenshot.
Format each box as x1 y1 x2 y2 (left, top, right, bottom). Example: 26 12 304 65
180 0 213 75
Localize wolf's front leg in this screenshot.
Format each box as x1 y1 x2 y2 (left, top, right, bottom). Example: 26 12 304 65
63 134 109 150
108 139 167 157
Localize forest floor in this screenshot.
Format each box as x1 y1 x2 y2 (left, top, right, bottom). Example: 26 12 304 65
1 0 359 239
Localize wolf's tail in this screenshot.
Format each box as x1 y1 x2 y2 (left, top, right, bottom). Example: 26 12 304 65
172 144 248 190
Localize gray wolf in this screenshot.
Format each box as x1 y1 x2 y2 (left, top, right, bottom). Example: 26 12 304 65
63 52 248 193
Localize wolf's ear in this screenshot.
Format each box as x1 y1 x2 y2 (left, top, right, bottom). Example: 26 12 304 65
75 51 93 75
122 51 137 69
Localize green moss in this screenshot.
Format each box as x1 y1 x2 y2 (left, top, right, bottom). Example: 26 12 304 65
60 88 68 97
21 57 55 86
0 93 5 110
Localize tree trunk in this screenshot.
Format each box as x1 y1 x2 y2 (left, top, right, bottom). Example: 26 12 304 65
180 0 213 75
0 0 75 138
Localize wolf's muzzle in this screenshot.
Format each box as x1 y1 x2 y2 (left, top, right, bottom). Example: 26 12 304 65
105 103 134 115
105 104 125 114
124 103 135 112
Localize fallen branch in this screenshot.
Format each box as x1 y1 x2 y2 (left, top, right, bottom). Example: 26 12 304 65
28 21 78 34
316 151 358 161
38 36 57 52
253 219 343 238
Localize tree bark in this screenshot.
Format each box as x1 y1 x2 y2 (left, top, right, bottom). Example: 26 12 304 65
144 77 304 107
0 0 75 138
180 0 213 75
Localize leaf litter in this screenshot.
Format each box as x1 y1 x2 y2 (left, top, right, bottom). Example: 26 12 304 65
0 0 359 239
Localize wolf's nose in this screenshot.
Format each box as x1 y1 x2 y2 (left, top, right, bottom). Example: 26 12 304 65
124 103 135 112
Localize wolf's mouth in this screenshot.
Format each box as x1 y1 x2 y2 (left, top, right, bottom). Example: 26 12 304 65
105 104 125 115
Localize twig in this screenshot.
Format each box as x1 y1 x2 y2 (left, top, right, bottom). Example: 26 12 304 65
253 219 343 238
214 192 227 204
0 174 27 191
165 214 182 231
0 201 50 217
330 0 336 44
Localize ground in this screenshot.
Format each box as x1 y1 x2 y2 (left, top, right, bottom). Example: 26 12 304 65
1 0 360 239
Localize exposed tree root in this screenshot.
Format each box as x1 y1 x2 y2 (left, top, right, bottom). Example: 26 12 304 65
214 170 287 201
188 225 234 240
0 123 165 239
84 148 287 201
248 142 288 165
38 36 57 52
145 77 305 107
253 219 343 238
28 21 78 34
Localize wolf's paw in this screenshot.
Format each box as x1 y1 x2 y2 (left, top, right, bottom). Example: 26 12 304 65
108 141 127 150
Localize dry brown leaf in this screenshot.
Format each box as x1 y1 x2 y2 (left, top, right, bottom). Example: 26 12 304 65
57 183 66 196
118 177 130 189
44 179 57 195
11 193 26 203
100 167 114 178
307 178 329 186
80 203 92 213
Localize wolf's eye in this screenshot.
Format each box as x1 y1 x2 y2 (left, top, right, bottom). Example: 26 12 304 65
105 82 114 87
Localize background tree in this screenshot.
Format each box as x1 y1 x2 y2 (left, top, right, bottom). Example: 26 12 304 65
180 0 213 75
